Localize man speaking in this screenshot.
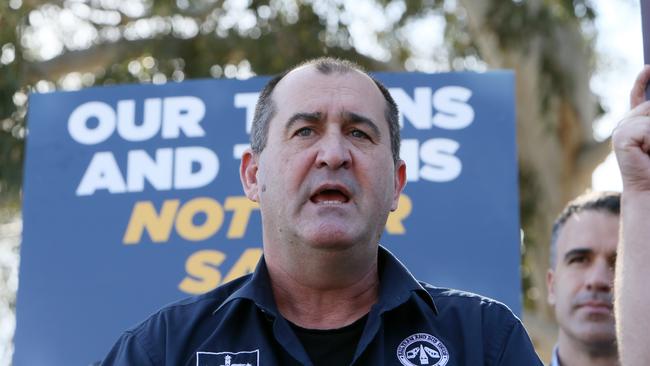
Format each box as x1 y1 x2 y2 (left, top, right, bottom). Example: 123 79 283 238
101 58 541 365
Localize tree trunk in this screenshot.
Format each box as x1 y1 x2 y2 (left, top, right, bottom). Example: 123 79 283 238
458 0 610 357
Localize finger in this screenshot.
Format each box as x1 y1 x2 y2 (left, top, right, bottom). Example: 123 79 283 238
630 65 650 109
625 99 650 120
614 105 650 142
613 115 650 152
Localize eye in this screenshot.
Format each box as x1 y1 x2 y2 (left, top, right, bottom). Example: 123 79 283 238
350 129 370 140
294 127 314 137
568 255 588 265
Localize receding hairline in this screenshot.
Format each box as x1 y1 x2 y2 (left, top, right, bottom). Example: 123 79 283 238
249 57 402 163
272 63 383 101
267 64 389 131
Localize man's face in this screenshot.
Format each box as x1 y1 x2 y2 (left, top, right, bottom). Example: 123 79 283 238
240 65 405 253
547 210 618 346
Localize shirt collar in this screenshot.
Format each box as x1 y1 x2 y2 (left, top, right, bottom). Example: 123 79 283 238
213 245 438 317
213 254 279 316
375 245 437 314
550 344 561 366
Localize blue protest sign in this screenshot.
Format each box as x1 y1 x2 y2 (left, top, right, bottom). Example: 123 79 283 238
15 71 517 365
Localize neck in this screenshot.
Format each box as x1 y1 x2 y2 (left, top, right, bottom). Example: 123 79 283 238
557 332 619 366
265 243 379 329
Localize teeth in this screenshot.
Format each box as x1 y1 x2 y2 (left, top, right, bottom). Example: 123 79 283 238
318 200 345 204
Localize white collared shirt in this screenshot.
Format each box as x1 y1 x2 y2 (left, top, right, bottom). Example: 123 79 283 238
550 344 561 366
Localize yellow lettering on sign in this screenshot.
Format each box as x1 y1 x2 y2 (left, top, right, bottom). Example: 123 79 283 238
178 249 225 294
123 196 260 245
175 198 224 241
225 196 259 239
123 200 180 244
179 247 263 295
222 247 262 283
386 194 412 235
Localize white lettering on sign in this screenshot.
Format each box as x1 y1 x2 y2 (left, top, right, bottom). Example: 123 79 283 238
234 92 260 134
233 143 250 160
390 87 433 129
162 96 205 139
76 147 219 196
419 138 461 182
389 86 474 130
127 149 173 192
68 102 116 145
76 152 126 195
390 86 473 183
400 138 462 182
174 146 219 190
68 96 206 144
431 86 474 130
117 99 162 141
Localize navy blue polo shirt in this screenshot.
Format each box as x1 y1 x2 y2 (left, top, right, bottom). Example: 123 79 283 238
102 246 542 366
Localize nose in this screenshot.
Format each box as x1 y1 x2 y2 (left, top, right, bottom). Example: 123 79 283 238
585 258 614 293
315 132 351 169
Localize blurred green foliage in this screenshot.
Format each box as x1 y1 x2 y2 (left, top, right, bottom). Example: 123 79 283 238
0 0 597 205
0 0 600 318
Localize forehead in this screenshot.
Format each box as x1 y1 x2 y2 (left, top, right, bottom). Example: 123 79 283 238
556 210 619 255
270 65 387 122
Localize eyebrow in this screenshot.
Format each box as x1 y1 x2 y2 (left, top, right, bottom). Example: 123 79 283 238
284 110 381 136
285 112 323 133
342 111 381 139
563 248 593 262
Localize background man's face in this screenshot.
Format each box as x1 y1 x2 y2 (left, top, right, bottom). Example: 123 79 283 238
547 210 618 346
249 66 405 252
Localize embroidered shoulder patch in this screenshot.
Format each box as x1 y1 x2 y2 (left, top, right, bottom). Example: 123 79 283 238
396 333 449 366
196 349 259 366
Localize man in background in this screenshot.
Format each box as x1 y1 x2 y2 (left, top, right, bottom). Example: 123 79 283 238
546 191 620 366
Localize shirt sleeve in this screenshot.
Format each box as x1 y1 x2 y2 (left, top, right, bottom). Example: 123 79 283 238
495 320 543 366
100 331 155 366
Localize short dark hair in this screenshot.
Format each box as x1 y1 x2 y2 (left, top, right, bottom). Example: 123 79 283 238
249 57 401 163
549 191 620 268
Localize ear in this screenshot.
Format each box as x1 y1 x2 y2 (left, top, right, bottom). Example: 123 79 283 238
390 160 407 211
240 149 260 202
546 269 556 306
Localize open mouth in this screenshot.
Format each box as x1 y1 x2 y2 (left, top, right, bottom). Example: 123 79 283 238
310 188 350 204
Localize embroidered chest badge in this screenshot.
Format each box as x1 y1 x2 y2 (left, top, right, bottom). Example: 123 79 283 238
196 349 259 366
396 333 449 366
